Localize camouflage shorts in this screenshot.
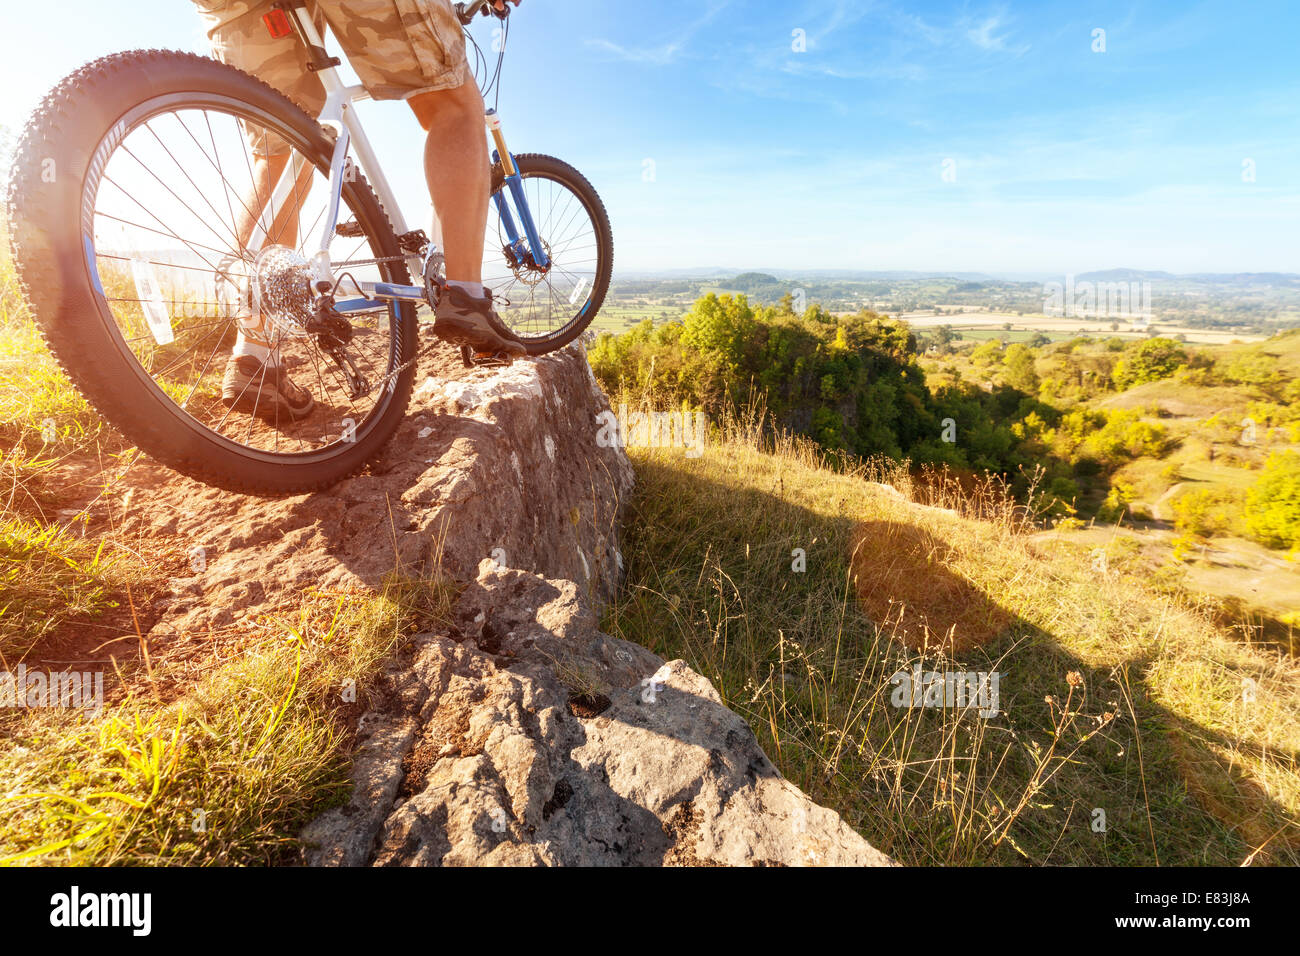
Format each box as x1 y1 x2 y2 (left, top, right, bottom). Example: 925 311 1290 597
194 1 469 152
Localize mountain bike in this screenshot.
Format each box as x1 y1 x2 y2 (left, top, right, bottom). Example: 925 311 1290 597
5 0 613 495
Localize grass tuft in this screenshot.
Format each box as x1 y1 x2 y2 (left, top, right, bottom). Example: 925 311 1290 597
0 572 455 865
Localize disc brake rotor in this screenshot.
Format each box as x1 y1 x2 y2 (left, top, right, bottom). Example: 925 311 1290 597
510 239 551 287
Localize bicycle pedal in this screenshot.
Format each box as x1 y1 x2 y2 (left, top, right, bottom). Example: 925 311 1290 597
334 220 364 238
459 345 513 368
398 229 429 254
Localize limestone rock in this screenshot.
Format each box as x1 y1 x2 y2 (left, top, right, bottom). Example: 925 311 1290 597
305 562 893 867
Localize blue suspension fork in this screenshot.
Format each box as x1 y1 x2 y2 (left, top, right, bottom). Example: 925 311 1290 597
332 109 547 313
487 109 549 270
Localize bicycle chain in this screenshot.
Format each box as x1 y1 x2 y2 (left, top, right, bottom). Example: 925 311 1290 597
332 254 414 269
324 254 431 395
370 337 438 394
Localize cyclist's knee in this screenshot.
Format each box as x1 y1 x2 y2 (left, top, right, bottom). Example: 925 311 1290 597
408 80 483 130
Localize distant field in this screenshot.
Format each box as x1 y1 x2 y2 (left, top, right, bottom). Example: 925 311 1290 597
590 300 686 334
956 327 1085 344
597 285 1275 346
897 310 1266 345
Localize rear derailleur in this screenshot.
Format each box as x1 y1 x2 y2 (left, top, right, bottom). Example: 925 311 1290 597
306 297 369 399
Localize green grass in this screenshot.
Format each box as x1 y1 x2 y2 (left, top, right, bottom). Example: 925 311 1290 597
605 411 1300 865
0 572 454 865
1176 461 1260 490
0 520 120 664
0 226 137 663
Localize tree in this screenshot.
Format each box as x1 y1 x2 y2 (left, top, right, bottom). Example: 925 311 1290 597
970 341 1002 366
680 293 755 357
1002 344 1039 392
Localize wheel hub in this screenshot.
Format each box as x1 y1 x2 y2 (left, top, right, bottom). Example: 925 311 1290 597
509 239 552 287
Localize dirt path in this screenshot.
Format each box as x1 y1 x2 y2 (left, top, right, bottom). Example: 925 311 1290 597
1150 481 1185 524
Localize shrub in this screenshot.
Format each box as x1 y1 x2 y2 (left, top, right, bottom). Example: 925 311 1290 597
1112 337 1188 389
1245 451 1300 550
1170 487 1246 539
1097 483 1135 523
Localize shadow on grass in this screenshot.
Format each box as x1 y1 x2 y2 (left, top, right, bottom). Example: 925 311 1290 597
608 453 1299 866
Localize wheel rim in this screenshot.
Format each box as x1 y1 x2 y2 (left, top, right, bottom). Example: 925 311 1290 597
482 170 602 343
81 93 408 460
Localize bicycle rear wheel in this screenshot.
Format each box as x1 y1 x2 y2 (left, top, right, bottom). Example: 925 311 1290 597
482 153 613 355
6 50 418 496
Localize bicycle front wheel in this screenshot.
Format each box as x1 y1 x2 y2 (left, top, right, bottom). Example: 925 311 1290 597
483 153 613 355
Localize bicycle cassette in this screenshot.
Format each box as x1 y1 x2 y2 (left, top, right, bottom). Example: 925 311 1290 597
251 245 315 339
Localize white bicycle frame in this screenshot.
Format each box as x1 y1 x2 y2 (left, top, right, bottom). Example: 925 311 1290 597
245 5 435 305
243 2 548 315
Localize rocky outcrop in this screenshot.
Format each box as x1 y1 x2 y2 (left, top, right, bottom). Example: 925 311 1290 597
302 561 893 866
111 340 889 865
118 344 632 639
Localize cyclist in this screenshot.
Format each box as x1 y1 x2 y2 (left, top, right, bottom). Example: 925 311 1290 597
190 0 526 420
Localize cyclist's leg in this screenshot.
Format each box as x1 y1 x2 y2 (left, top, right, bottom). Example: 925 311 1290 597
200 2 325 362
409 82 524 358
309 1 483 290
408 81 490 291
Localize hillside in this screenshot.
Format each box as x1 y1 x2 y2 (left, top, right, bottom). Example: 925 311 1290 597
605 418 1300 864
592 297 1300 655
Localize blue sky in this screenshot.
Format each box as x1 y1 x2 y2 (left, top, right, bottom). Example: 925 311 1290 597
2 0 1296 275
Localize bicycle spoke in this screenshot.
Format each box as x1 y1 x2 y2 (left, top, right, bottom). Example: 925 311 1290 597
483 168 601 342
88 102 403 458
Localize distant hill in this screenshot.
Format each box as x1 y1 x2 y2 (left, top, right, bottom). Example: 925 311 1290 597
727 272 782 293
1077 269 1300 288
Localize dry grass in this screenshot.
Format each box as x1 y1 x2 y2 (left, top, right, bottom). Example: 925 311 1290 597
605 401 1300 865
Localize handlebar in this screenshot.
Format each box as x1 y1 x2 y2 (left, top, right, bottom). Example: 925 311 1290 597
455 0 509 26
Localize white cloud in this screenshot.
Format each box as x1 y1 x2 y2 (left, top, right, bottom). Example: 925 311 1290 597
585 0 732 66
585 37 685 65
965 15 1029 54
